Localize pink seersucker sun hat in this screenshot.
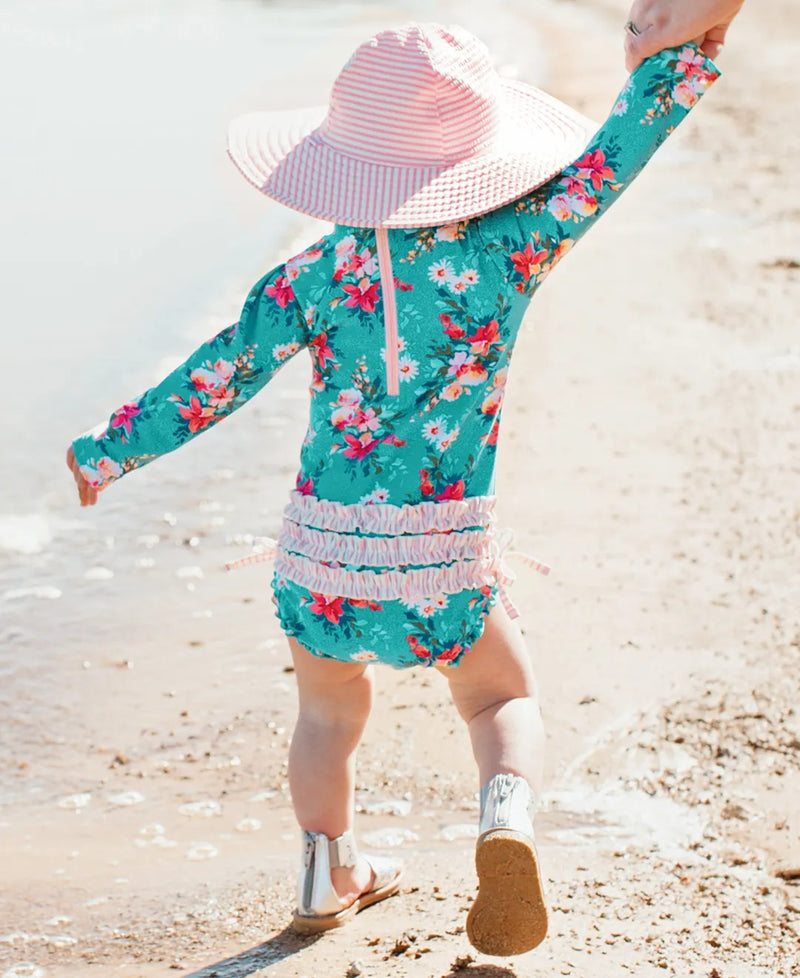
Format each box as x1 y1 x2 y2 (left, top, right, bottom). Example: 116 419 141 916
227 22 597 229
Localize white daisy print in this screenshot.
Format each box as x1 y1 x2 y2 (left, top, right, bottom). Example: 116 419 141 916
428 258 455 284
398 355 419 382
422 418 447 442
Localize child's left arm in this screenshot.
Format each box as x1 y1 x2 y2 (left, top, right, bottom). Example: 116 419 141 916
69 263 308 501
479 43 720 289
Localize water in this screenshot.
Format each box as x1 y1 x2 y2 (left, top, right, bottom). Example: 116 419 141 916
0 0 548 799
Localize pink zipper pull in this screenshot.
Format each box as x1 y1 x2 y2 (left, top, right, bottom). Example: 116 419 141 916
375 227 400 396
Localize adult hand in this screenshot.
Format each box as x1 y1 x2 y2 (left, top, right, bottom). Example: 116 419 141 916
624 0 745 71
66 446 98 507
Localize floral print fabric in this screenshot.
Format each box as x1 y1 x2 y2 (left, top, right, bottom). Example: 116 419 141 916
72 47 719 668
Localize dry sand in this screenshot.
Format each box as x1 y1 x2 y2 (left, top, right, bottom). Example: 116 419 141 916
2 1 799 976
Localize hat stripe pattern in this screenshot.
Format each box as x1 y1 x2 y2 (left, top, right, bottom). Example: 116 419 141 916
321 27 499 166
227 23 598 228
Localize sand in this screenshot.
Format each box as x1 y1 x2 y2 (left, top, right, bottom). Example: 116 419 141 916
2 0 798 976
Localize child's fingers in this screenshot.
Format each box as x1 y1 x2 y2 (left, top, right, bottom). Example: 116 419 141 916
67 444 99 506
699 24 730 60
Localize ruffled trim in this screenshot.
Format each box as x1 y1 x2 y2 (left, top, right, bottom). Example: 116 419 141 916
279 519 491 568
273 549 511 602
284 491 496 535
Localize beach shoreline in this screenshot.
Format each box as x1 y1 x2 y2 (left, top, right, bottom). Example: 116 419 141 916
2 0 799 976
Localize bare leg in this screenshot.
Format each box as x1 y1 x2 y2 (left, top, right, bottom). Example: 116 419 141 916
436 601 544 794
287 638 374 904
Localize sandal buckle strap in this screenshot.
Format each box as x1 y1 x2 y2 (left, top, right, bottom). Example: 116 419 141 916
328 829 358 868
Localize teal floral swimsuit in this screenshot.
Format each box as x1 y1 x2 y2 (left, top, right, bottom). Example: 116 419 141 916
72 47 719 669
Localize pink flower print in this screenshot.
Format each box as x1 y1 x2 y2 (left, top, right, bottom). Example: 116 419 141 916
675 46 707 80
335 234 357 259
672 79 700 110
354 408 380 434
308 593 345 624
295 474 314 496
446 351 475 378
330 388 363 428
342 278 380 313
310 331 335 369
435 223 464 242
346 248 378 277
460 268 479 286
178 396 215 433
435 480 465 502
435 642 463 665
342 433 380 460
264 275 295 308
456 362 487 387
304 304 317 328
573 149 615 192
393 276 414 292
96 456 122 482
510 244 548 282
440 381 465 402
466 319 501 356
208 385 235 410
559 174 586 195
571 193 599 218
110 402 141 437
547 193 573 222
285 247 323 279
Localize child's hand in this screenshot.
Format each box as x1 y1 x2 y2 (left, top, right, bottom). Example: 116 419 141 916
66 446 98 507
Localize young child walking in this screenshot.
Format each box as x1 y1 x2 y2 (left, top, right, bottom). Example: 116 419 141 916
67 22 719 956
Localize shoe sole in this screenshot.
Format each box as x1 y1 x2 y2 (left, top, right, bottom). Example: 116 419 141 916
292 875 402 934
466 829 548 956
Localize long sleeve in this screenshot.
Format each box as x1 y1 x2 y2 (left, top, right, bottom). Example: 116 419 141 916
477 44 720 294
71 263 309 491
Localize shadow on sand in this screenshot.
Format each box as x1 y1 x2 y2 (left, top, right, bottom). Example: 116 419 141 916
183 925 321 977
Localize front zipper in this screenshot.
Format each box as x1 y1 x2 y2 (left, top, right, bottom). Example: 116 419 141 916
375 227 400 396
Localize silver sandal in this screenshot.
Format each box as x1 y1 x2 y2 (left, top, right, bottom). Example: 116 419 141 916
467 773 548 956
292 828 403 934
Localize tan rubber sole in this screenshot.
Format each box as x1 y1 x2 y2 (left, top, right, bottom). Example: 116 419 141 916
292 876 402 934
466 829 548 957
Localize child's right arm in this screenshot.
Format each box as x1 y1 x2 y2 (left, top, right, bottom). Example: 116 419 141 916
69 263 308 500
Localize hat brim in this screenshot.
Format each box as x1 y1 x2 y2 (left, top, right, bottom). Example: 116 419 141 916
227 80 598 229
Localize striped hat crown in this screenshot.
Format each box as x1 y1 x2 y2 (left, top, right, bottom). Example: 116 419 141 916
322 25 500 167
227 22 596 227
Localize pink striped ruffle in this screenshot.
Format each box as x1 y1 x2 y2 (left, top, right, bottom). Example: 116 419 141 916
284 491 496 535
279 519 490 568
273 550 510 603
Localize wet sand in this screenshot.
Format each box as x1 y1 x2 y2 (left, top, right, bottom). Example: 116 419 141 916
2 1 799 976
